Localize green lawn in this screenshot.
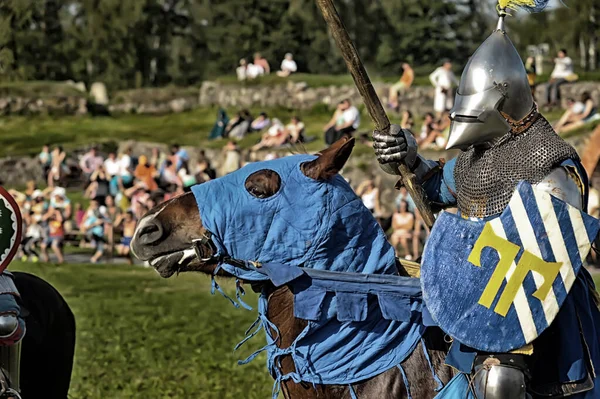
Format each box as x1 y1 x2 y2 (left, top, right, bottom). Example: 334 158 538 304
10 261 272 399
0 105 414 158
0 96 577 160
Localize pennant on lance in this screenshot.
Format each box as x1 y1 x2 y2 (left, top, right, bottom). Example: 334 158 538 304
421 181 600 352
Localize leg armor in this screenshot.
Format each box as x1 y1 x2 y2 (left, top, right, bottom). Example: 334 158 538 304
472 354 528 399
0 274 27 399
0 340 21 398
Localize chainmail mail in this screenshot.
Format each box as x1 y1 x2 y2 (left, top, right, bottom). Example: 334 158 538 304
454 115 579 218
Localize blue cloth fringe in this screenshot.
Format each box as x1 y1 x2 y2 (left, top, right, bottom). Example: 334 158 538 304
397 365 412 399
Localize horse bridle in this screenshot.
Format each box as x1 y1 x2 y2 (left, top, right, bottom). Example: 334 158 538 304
190 231 271 294
190 231 252 271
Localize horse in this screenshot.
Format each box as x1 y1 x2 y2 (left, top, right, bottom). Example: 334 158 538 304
130 137 454 398
13 271 76 398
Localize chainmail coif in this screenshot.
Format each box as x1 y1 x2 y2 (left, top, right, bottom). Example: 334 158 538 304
454 115 579 218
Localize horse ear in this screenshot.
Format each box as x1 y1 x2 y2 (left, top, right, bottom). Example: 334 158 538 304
302 137 355 181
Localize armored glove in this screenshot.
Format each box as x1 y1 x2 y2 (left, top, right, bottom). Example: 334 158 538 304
372 124 417 176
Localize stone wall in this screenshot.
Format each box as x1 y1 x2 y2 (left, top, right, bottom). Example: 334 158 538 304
2 80 600 116
200 80 600 116
0 96 87 116
199 81 435 114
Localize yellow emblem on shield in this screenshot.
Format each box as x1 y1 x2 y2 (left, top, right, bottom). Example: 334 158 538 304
468 223 562 317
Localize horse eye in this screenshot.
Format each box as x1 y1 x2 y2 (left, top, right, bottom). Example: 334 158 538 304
251 187 265 198
245 169 281 199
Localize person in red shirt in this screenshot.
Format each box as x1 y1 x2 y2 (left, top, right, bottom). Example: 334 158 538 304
41 208 65 264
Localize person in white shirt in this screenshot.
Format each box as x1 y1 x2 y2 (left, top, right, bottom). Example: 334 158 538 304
246 62 265 80
277 53 298 77
546 49 575 108
236 59 248 81
429 60 459 118
323 99 361 145
103 153 120 178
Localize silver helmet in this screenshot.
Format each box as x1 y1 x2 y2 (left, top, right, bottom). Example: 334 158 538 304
446 14 533 150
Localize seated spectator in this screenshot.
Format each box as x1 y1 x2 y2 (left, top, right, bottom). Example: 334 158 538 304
416 113 435 145
419 112 451 149
390 200 415 259
38 144 52 180
253 52 270 75
110 148 134 196
285 116 305 143
195 156 216 184
74 203 86 229
79 147 103 181
41 207 65 264
209 109 230 140
221 141 242 175
123 183 152 219
21 212 42 263
411 208 430 261
47 146 67 188
226 110 252 140
556 92 599 134
104 195 121 224
134 155 159 192
356 179 381 215
86 165 110 203
178 166 198 191
250 112 271 132
400 110 414 130
30 190 46 224
554 97 585 131
395 186 416 213
115 211 137 263
22 180 36 203
545 49 576 109
171 144 189 171
236 59 248 81
159 160 183 191
82 199 111 263
324 99 361 145
251 119 287 151
277 53 298 77
526 56 537 97
103 152 120 179
50 187 72 220
388 63 414 111
246 62 264 80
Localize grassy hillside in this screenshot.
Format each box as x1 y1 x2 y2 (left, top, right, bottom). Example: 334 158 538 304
0 81 86 98
0 105 396 158
10 261 272 399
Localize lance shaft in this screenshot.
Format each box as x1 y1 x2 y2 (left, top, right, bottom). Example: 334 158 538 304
315 0 436 228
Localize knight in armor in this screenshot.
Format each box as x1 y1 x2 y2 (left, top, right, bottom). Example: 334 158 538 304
374 5 600 399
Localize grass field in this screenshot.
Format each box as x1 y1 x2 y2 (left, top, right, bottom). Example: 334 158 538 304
10 261 273 399
0 104 410 158
0 103 571 160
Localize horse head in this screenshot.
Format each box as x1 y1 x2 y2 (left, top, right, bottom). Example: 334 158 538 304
130 137 453 399
131 137 396 280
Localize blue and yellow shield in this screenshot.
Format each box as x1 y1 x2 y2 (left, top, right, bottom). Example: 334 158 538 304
421 182 600 352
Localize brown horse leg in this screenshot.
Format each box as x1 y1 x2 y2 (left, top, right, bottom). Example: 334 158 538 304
353 328 452 399
269 287 452 399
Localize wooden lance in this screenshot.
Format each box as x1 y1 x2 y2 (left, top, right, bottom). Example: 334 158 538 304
315 0 436 228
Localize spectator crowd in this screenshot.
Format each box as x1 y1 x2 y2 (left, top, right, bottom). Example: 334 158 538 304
8 51 600 267
236 52 298 81
10 143 219 265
